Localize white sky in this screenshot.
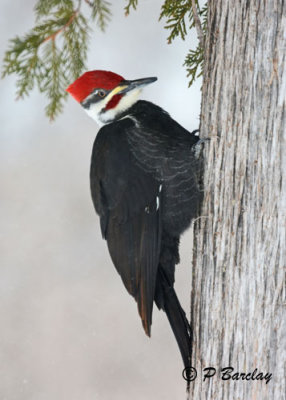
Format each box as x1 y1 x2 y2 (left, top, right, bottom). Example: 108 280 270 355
0 1 202 399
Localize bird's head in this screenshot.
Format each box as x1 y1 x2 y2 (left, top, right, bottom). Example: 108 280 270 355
66 70 157 125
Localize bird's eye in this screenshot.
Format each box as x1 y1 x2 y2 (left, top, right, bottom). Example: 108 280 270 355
97 90 106 98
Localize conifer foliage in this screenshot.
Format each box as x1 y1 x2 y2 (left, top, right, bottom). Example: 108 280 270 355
2 0 207 120
159 1 207 86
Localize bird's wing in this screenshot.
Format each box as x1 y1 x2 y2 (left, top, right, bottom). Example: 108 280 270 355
90 121 162 336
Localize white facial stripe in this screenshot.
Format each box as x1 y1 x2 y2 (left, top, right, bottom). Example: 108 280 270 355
85 102 105 126
82 84 124 110
84 88 142 126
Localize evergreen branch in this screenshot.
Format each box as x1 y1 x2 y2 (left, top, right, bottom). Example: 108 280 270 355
159 0 191 43
85 0 111 31
35 0 74 20
190 0 204 48
125 0 138 16
160 0 207 86
2 0 208 120
184 46 203 86
62 13 89 79
43 39 65 119
42 9 80 43
183 4 207 86
2 0 94 120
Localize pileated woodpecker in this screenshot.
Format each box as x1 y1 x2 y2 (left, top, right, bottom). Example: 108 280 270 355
66 70 201 376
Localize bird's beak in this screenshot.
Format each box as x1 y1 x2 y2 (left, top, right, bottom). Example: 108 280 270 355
118 77 157 94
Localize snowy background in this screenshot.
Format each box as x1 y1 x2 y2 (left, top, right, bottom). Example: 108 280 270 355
0 0 202 399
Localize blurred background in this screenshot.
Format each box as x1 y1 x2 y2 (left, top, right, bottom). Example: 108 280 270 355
0 0 202 399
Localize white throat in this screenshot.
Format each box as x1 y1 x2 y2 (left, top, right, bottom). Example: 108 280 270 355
84 88 141 126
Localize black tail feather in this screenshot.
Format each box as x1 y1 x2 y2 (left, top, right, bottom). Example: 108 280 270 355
155 266 192 373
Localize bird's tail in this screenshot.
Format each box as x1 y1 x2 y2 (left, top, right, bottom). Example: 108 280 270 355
155 265 192 387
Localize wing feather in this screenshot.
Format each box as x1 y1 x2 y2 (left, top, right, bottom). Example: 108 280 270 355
90 121 162 335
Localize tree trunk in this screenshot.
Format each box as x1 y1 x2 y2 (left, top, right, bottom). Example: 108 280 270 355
190 1 285 399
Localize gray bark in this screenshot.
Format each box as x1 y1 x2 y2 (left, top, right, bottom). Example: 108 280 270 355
190 1 285 399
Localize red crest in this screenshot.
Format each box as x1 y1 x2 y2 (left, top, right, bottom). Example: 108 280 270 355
66 70 125 102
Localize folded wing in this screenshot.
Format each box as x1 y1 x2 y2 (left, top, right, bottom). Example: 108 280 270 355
90 121 162 335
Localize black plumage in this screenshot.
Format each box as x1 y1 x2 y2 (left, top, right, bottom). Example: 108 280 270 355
90 100 201 370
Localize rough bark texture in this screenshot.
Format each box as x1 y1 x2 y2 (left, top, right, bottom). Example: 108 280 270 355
190 1 285 399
